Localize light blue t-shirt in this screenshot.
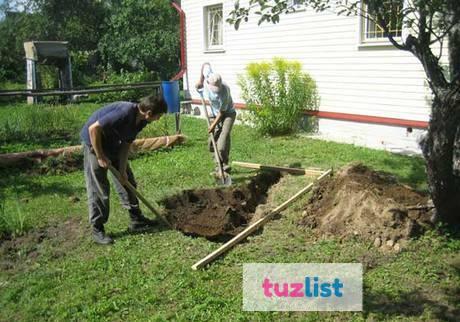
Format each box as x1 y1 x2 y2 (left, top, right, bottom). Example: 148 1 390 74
204 82 235 116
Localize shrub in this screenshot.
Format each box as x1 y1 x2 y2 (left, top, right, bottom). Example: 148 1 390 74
71 50 101 87
0 81 26 104
238 57 319 136
90 69 159 103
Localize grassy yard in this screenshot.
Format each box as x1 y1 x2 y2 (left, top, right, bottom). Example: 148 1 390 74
0 102 459 321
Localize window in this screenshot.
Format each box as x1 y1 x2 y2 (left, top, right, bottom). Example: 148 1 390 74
204 4 223 51
361 0 403 42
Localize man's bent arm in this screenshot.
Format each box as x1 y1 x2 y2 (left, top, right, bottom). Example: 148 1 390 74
88 121 109 166
209 112 223 133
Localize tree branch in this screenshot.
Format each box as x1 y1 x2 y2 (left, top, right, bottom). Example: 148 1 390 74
375 15 409 51
405 35 448 96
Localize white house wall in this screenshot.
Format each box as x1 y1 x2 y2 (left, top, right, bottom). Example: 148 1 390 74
181 0 439 153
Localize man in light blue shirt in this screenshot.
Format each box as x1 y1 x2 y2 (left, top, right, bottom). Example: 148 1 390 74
196 63 236 174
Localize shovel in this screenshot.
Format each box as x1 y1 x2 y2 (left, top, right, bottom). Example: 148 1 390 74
108 165 172 228
198 91 232 186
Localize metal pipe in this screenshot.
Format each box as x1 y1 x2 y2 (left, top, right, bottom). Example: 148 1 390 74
171 1 187 81
0 83 161 97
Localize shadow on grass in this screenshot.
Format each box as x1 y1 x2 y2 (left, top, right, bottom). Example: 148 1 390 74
382 154 427 188
364 268 460 321
110 223 170 240
0 171 83 198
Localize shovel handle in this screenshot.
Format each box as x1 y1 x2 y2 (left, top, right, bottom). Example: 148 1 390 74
198 91 229 185
108 165 171 228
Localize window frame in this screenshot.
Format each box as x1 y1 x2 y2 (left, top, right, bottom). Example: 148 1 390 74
358 0 404 47
203 3 224 53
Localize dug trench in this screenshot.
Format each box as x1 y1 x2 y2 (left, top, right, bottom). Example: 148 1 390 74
163 171 282 241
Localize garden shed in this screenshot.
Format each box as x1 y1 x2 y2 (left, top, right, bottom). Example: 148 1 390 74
23 41 73 104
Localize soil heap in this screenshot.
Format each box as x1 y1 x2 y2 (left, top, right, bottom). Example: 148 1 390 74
299 163 433 249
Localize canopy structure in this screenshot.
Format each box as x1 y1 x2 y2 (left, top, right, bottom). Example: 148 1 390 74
23 41 73 104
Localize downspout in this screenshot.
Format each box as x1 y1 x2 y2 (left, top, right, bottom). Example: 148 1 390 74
171 1 187 81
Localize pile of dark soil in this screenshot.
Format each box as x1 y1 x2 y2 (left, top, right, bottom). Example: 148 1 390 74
164 171 281 241
299 164 433 250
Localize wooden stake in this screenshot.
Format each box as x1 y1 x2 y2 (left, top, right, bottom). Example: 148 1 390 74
191 169 332 270
232 161 324 176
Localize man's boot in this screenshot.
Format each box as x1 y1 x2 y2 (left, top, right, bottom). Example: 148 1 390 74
92 224 113 245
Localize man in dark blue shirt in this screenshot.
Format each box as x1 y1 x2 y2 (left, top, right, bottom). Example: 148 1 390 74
80 94 167 245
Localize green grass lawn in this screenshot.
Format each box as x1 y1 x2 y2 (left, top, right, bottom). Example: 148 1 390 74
0 102 459 321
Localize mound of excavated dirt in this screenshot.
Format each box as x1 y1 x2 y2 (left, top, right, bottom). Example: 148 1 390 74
164 171 281 241
299 164 433 249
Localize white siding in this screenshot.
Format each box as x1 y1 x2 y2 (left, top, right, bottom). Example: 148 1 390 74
315 119 426 154
181 1 447 153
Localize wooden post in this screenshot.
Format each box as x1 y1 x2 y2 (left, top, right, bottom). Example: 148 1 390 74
191 169 333 270
59 56 73 101
26 59 37 104
175 112 181 134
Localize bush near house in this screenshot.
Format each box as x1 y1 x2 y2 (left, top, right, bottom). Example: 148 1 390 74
238 57 319 136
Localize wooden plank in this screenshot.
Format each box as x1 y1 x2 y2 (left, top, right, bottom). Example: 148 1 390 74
232 161 324 176
191 169 333 270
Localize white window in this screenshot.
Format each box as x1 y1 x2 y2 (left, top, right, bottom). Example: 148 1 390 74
204 4 223 51
361 0 403 43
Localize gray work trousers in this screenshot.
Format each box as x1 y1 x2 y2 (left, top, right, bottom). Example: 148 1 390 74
83 144 141 228
208 111 236 167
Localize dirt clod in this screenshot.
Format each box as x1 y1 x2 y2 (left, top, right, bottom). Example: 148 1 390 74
164 171 281 241
299 163 433 247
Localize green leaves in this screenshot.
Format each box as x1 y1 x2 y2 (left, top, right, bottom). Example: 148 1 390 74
98 0 179 79
0 0 180 84
238 57 319 136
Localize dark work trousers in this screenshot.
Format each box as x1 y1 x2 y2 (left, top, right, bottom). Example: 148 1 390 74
83 144 141 228
208 111 236 167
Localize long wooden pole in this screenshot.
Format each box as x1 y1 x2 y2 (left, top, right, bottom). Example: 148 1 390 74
191 169 333 270
232 161 324 176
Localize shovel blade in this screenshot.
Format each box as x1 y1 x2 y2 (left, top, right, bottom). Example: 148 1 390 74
213 172 232 186
222 174 232 186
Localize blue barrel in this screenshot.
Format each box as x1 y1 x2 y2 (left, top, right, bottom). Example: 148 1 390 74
161 80 180 113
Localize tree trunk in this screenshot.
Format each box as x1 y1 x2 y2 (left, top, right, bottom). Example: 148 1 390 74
421 85 460 227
